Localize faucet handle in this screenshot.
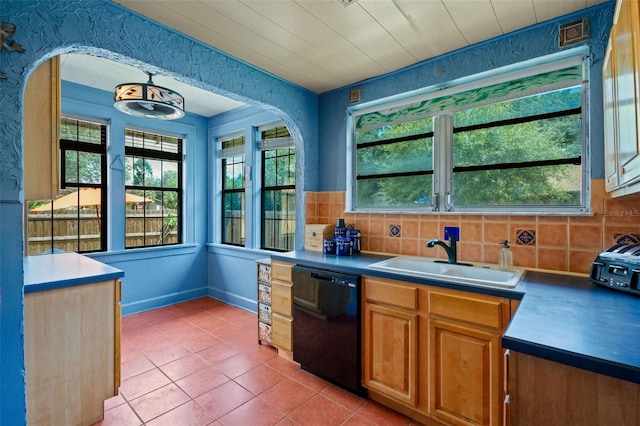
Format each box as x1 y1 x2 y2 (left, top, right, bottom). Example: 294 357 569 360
443 227 459 242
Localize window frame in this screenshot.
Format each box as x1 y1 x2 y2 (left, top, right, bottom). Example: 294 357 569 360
26 117 107 255
348 48 591 215
259 124 296 252
124 128 184 249
219 133 246 247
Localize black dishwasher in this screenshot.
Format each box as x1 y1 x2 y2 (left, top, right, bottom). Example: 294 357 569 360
292 265 365 396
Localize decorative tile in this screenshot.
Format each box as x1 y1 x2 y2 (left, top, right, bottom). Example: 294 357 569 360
516 229 536 246
389 224 401 237
613 233 640 245
559 18 589 47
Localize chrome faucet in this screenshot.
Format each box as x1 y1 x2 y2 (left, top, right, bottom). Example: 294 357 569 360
426 230 458 264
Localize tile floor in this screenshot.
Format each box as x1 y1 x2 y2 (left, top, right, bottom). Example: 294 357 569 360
94 297 423 426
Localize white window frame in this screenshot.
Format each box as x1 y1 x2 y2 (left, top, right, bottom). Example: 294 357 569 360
347 47 591 215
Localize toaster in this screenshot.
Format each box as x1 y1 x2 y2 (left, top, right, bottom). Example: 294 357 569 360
590 244 640 295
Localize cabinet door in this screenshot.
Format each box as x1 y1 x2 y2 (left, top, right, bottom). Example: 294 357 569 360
363 302 418 407
614 0 640 188
271 312 292 351
24 56 60 200
603 39 620 191
271 280 293 316
429 318 501 426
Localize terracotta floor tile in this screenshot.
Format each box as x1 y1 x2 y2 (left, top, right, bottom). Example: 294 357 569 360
156 318 206 339
160 353 210 381
259 378 316 415
143 344 192 367
181 332 222 353
195 380 254 419
342 414 377 426
103 393 126 411
145 400 215 426
274 418 301 426
235 364 287 395
198 342 241 364
120 353 156 381
176 365 230 398
289 394 354 426
290 369 330 393
320 384 366 411
265 355 302 376
129 383 191 423
217 398 284 426
355 400 412 426
117 298 416 426
93 402 142 426
212 352 262 379
119 368 172 401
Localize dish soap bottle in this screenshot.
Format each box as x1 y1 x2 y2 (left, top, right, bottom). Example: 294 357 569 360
499 240 513 270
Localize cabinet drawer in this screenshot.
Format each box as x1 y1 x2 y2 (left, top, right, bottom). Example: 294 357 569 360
258 302 271 324
258 283 271 304
258 263 271 283
271 280 293 316
364 277 418 310
429 290 504 330
271 313 292 351
272 261 294 282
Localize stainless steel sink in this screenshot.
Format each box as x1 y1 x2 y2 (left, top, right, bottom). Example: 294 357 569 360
368 256 525 288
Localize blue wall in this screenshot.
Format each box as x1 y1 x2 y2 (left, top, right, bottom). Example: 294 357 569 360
62 81 210 315
0 1 317 424
316 2 615 191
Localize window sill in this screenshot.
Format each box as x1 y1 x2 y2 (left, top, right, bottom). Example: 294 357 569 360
87 243 198 263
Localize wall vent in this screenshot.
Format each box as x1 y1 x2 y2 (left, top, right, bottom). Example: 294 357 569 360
559 18 589 47
349 88 362 104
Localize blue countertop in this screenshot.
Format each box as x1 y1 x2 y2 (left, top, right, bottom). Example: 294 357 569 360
24 252 124 293
272 250 640 384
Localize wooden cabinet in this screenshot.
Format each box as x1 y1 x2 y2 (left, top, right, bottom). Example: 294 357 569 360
362 276 512 426
24 56 61 200
508 351 640 426
603 0 640 196
270 260 294 353
24 279 121 426
257 260 273 345
428 289 510 426
362 277 420 407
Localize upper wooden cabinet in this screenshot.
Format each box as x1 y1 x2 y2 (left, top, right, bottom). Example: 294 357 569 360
603 0 640 195
24 56 61 200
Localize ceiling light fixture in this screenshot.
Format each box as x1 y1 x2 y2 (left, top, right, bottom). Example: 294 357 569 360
114 72 185 120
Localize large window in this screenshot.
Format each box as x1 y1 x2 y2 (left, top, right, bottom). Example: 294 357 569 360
220 135 245 246
351 53 589 214
26 118 107 254
125 129 182 248
261 125 296 251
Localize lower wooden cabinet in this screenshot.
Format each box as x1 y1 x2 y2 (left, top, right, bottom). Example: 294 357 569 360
24 279 121 426
270 260 295 354
509 351 640 426
363 300 418 406
362 275 512 426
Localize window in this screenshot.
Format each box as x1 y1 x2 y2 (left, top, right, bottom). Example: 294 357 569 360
260 125 296 251
125 129 183 248
26 118 107 254
351 53 589 214
220 135 245 246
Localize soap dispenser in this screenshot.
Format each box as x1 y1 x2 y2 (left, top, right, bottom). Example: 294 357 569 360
499 240 513 270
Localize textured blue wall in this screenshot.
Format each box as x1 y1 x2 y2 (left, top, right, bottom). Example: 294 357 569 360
62 81 210 315
317 2 615 191
0 1 317 424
